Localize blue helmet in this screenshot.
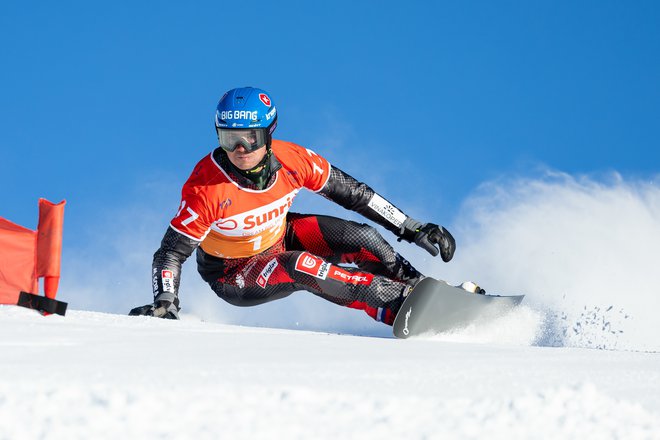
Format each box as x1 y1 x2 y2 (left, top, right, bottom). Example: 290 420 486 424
215 87 277 150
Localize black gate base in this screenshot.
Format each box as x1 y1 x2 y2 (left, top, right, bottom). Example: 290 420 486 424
17 291 68 316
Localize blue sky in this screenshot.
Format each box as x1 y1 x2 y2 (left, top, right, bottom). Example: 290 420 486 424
1 0 659 249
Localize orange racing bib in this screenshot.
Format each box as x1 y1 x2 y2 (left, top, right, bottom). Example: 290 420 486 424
170 140 331 258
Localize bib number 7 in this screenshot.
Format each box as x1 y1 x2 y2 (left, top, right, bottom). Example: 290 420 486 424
176 200 199 226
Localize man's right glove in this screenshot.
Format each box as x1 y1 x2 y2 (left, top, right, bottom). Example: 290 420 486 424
129 297 180 319
399 218 456 262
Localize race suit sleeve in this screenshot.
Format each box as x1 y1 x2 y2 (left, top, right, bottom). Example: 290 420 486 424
282 142 331 192
318 165 421 242
153 168 216 305
152 226 199 305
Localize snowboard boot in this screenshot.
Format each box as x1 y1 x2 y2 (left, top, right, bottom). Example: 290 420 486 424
402 274 427 298
457 281 486 294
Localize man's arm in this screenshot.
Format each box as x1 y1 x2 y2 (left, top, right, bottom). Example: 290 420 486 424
129 227 199 318
318 166 456 261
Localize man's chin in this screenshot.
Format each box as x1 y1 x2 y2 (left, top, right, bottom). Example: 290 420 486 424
235 160 257 170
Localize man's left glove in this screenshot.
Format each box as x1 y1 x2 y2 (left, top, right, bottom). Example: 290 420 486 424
129 298 180 319
400 218 456 262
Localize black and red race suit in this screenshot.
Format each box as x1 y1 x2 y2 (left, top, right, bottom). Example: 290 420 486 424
152 140 424 325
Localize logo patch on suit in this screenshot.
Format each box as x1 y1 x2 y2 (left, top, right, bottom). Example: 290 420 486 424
161 270 174 293
327 267 374 285
294 252 330 280
257 259 279 288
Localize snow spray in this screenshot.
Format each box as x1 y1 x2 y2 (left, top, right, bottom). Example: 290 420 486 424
436 171 660 352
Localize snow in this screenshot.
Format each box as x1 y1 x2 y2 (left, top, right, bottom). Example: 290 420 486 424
1 306 659 439
3 173 660 438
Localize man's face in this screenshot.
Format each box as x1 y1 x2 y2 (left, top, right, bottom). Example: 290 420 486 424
226 145 268 170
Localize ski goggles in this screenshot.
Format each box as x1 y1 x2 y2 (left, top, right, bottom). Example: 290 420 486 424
217 128 267 153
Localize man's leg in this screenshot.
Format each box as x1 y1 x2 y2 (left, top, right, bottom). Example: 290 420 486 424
200 248 409 325
285 213 423 283
284 213 424 323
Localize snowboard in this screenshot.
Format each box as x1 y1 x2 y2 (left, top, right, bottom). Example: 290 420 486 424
392 278 524 339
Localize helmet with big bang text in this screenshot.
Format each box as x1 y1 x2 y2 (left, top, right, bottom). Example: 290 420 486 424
215 87 278 152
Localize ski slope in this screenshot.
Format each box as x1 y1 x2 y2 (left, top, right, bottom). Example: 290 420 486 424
1 306 659 440
3 173 660 438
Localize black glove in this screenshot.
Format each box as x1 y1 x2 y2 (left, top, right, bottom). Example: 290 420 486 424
399 218 456 262
414 223 456 262
129 298 180 319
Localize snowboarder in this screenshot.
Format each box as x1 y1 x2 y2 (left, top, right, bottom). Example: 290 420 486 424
130 87 460 324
